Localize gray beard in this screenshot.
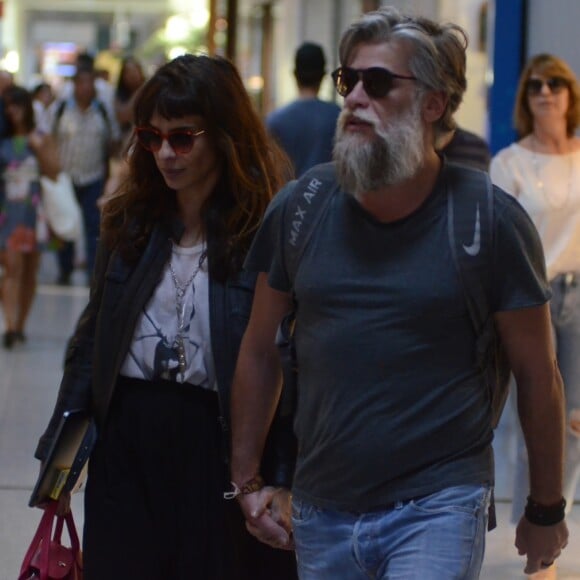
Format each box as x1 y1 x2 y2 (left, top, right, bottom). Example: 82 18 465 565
333 101 425 194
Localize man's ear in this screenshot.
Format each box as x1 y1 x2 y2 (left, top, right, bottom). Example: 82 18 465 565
422 91 448 123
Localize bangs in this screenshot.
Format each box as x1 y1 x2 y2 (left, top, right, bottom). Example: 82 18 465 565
535 63 571 82
134 81 205 126
154 87 205 119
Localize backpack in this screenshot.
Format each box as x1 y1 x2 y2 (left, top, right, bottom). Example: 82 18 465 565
53 99 110 135
276 161 511 429
52 99 114 176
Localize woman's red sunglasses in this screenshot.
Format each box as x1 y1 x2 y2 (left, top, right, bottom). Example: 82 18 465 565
135 127 206 154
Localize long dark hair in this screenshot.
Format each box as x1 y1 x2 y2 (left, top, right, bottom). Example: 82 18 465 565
115 56 145 102
3 86 35 135
101 54 291 281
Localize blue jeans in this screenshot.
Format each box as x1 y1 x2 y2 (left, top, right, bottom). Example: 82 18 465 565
292 484 491 580
512 272 580 520
57 177 104 282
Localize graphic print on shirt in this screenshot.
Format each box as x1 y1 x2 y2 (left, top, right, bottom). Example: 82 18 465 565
120 242 214 388
5 157 39 202
125 292 201 382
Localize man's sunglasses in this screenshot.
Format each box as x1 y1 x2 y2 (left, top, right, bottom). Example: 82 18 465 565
526 77 568 96
135 127 206 154
331 66 417 99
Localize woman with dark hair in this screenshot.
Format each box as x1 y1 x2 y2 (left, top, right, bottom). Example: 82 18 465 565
0 85 58 348
114 55 146 146
34 54 296 579
490 53 580 580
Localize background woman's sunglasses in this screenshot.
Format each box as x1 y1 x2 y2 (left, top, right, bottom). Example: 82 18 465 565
331 66 417 99
526 77 568 96
135 127 205 154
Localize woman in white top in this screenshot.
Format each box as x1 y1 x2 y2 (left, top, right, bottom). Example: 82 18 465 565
490 53 580 579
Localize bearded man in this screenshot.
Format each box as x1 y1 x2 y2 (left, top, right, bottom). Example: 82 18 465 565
229 7 568 579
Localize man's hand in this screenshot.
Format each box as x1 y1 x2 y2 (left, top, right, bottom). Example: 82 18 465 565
238 486 294 550
515 516 568 575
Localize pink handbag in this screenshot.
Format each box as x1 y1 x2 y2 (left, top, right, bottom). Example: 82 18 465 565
18 501 83 580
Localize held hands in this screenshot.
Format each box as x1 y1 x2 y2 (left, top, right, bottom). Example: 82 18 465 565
237 486 294 551
515 516 568 575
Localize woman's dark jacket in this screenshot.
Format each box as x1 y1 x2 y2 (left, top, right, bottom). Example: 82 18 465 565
35 218 295 487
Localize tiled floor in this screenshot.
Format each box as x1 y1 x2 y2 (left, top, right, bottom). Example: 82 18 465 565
1 254 579 579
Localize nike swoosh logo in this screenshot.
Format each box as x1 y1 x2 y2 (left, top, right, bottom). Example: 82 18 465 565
463 204 481 256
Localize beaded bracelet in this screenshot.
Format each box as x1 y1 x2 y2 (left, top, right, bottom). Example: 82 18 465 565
223 475 265 500
524 496 566 526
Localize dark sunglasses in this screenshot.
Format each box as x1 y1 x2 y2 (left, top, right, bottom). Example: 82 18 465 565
526 77 568 96
135 127 205 154
331 66 417 99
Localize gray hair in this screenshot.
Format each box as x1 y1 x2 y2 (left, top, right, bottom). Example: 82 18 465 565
339 7 468 142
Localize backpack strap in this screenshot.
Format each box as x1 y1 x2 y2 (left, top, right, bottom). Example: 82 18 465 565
275 162 340 418
282 162 340 283
52 100 67 136
446 162 505 531
446 162 495 366
53 99 110 134
95 100 110 128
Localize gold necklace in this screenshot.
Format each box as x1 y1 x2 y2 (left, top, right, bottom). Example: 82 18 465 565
531 135 573 209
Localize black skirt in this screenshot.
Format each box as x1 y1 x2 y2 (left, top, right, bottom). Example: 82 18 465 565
83 375 296 580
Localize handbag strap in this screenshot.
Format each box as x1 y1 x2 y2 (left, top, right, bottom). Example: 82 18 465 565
62 510 81 553
52 507 80 552
19 501 58 580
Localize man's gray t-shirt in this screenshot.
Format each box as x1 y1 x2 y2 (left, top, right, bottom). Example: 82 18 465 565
246 165 550 512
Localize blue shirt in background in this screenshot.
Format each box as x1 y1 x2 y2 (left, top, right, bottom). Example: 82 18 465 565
267 97 341 177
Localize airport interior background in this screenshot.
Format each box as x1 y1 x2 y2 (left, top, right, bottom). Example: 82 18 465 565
0 0 577 149
2 0 580 577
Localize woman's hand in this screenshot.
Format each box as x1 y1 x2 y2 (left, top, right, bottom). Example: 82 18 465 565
238 486 294 550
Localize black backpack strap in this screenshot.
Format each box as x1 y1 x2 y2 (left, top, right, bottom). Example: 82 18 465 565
53 100 67 135
95 100 111 134
54 99 110 133
446 162 494 364
447 162 505 531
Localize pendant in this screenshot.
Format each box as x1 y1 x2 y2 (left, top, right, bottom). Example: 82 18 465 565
175 335 187 374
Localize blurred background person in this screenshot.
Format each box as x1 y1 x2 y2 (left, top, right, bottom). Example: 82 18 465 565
56 53 116 125
490 53 580 580
98 56 147 207
440 125 491 171
114 56 146 150
47 62 120 285
31 81 55 130
0 70 15 138
266 42 340 177
0 86 59 348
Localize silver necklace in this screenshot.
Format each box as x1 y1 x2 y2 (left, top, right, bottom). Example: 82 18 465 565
531 135 573 209
168 245 206 376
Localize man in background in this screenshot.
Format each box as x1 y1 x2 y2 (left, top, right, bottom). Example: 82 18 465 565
440 126 491 171
47 62 120 284
267 42 340 177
